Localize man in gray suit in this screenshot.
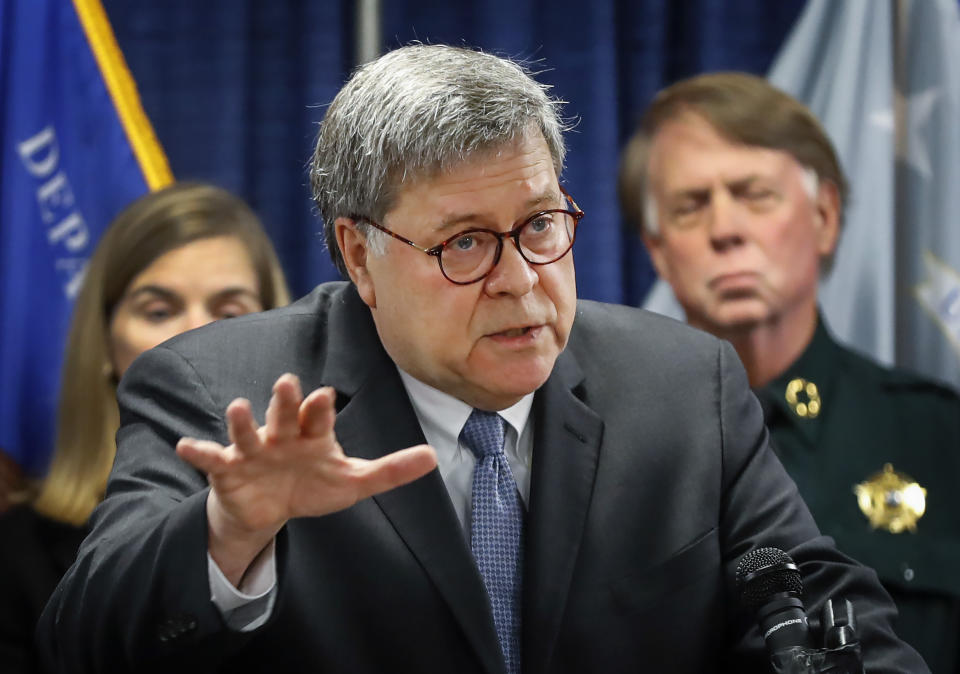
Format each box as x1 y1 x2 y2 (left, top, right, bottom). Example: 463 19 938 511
39 46 926 673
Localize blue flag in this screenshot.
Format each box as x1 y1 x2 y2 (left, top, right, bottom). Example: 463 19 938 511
0 0 171 475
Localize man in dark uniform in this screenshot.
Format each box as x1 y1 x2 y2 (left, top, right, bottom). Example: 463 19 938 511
619 71 960 672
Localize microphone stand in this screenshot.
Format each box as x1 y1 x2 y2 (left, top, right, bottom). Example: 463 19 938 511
768 600 864 674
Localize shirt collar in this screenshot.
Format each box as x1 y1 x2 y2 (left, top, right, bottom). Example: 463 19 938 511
396 367 534 442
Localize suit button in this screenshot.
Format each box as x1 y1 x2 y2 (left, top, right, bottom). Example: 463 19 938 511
903 566 915 582
158 614 198 642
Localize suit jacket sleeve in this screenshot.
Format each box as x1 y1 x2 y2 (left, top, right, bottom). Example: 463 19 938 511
550 304 927 673
711 340 927 672
36 343 270 673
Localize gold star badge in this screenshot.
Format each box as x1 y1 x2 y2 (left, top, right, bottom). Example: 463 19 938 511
854 464 927 533
785 378 821 418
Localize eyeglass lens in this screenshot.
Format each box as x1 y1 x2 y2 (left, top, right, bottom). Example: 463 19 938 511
439 210 576 283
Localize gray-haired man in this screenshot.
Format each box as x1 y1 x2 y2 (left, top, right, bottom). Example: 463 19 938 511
40 47 925 673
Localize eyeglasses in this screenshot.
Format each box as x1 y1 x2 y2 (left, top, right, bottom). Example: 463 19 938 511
353 187 584 285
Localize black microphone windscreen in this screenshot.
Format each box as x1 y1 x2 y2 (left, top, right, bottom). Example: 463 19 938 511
736 546 804 611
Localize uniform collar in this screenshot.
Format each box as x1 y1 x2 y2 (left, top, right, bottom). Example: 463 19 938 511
755 312 842 446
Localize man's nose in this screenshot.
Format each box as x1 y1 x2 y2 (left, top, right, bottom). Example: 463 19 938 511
707 191 745 251
483 238 538 296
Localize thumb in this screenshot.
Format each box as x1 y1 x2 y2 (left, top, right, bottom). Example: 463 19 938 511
350 445 438 501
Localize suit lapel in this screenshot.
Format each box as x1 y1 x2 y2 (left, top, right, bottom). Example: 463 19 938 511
323 286 504 674
320 285 603 674
523 349 604 674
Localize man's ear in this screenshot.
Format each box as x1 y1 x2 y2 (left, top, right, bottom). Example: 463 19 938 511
335 217 377 308
813 180 841 258
642 231 671 282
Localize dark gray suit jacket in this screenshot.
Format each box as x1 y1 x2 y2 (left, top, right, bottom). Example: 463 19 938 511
37 282 927 673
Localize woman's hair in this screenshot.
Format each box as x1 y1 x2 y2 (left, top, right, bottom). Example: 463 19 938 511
33 182 290 526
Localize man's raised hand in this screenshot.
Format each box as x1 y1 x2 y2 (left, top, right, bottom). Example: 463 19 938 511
176 373 437 585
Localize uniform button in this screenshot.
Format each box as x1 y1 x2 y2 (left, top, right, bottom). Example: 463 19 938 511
903 567 915 582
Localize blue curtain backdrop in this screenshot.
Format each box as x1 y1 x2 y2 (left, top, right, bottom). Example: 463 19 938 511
100 0 809 305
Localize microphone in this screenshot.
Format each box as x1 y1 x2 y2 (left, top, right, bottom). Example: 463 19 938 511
736 547 814 655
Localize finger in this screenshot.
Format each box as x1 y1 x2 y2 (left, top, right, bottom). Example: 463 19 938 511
349 445 438 501
265 373 304 444
226 398 261 453
177 437 229 475
299 387 336 438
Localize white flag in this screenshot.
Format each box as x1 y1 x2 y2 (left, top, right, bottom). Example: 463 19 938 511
644 0 960 388
769 0 960 387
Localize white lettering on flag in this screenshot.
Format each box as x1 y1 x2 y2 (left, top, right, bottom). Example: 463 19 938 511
16 125 59 177
16 124 90 296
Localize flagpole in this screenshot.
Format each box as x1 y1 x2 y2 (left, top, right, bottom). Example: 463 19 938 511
892 0 908 364
355 0 383 66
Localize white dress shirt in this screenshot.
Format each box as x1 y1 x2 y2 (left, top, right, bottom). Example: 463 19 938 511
397 368 534 534
207 367 535 630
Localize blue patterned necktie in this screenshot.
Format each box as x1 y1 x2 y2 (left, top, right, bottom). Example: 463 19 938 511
461 409 524 674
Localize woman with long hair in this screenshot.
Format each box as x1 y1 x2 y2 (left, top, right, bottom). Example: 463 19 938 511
0 182 290 672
